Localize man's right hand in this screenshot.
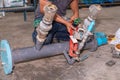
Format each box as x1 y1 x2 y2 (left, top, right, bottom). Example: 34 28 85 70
65 21 75 33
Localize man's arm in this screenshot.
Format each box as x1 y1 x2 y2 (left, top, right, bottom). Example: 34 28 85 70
39 0 68 24
39 0 51 13
70 0 79 22
39 0 74 32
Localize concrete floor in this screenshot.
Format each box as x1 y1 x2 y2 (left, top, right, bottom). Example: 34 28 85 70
0 6 120 80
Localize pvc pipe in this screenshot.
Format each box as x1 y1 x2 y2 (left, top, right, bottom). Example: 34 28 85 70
12 41 69 64
12 38 97 64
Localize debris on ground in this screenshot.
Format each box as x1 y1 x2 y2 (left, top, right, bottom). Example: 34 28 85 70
106 60 116 67
108 35 115 44
109 28 120 45
111 44 120 58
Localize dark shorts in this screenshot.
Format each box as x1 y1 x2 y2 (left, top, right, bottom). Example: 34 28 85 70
32 20 70 44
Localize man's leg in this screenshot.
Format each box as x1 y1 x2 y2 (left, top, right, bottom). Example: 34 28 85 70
45 21 70 43
32 21 70 44
53 22 70 42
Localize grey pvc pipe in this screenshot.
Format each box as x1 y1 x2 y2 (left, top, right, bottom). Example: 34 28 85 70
12 41 69 64
11 36 97 64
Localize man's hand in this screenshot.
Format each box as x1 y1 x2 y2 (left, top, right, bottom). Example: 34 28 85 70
69 14 79 23
65 21 75 33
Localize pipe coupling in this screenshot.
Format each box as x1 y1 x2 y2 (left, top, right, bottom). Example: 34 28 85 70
37 4 58 42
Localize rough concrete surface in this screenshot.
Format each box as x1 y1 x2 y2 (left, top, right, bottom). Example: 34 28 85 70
0 6 120 80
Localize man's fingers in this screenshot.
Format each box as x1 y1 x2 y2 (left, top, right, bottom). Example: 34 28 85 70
67 27 70 33
69 19 73 23
71 25 76 30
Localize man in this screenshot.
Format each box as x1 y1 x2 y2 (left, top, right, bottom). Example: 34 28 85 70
32 0 79 44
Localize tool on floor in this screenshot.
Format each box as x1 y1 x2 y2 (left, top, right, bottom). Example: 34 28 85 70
69 18 81 58
0 5 107 75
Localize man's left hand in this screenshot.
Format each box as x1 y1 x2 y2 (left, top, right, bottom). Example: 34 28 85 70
69 14 79 23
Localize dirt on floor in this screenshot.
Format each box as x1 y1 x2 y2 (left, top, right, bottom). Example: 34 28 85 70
0 6 120 80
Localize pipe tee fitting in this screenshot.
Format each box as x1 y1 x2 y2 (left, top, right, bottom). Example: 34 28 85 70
37 4 58 42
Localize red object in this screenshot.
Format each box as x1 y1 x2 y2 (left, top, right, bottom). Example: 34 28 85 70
69 28 78 57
